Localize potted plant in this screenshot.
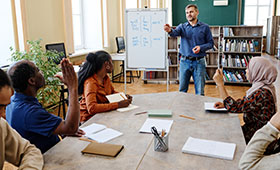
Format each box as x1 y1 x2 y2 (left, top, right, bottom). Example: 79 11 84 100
10 39 63 109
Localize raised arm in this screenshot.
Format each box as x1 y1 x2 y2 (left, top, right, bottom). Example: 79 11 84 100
53 58 80 135
2 118 43 170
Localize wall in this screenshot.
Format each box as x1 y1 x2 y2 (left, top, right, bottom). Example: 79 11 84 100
23 0 65 49
172 0 239 26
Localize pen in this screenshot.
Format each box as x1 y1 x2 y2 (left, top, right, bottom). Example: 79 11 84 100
134 111 147 115
179 114 195 120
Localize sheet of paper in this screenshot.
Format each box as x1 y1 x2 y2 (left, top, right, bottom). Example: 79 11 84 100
86 128 123 143
106 92 127 103
80 123 106 136
139 118 173 134
182 137 236 160
117 104 139 112
204 102 227 112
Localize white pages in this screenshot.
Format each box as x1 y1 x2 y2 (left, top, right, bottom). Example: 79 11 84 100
182 137 236 160
204 102 227 112
81 123 122 143
139 118 173 134
106 92 139 112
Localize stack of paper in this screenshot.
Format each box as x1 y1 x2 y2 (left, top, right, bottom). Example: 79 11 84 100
204 102 227 112
147 109 172 117
139 118 173 134
182 137 236 160
106 92 139 112
81 123 123 143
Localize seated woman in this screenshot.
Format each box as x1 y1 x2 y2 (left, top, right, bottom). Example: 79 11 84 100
78 51 132 123
213 57 277 144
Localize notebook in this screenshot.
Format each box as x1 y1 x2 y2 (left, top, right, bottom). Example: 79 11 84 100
139 118 173 134
106 92 139 112
81 142 124 157
182 137 236 160
204 102 227 112
147 109 172 117
81 123 123 143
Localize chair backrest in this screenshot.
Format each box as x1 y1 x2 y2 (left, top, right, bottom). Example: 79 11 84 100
115 37 125 53
45 43 66 64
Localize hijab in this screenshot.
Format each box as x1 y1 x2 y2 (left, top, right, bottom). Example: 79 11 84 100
246 57 277 103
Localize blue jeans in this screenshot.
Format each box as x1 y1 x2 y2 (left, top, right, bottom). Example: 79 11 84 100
179 58 206 95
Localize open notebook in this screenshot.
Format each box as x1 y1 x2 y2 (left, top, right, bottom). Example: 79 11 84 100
80 123 123 143
106 92 139 112
182 137 236 160
204 102 227 112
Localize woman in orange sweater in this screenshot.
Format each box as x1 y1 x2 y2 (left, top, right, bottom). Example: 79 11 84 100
78 51 132 123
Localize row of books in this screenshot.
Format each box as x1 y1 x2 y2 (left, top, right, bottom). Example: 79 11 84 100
221 55 253 67
223 70 248 82
143 70 178 79
223 27 234 37
224 39 259 52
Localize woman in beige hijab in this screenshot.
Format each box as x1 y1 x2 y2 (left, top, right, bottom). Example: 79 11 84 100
213 57 277 147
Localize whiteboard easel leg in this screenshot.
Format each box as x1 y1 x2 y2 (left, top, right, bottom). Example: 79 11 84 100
124 63 127 94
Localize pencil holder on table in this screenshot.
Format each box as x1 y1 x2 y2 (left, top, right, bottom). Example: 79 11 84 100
154 133 168 152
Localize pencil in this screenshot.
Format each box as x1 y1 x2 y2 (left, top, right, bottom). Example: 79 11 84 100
134 111 147 115
179 114 195 120
120 93 126 100
79 137 97 143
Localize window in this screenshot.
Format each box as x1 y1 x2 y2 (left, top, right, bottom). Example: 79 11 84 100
72 0 105 51
244 0 273 35
0 0 15 67
126 0 138 8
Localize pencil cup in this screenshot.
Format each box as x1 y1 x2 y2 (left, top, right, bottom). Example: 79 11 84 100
154 133 168 152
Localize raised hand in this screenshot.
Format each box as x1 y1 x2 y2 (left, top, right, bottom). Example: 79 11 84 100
213 69 224 86
56 58 77 90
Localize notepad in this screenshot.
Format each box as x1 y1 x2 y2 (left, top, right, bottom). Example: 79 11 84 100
139 118 173 134
182 137 236 160
81 123 123 143
147 109 172 117
106 92 139 112
82 142 124 157
204 102 227 112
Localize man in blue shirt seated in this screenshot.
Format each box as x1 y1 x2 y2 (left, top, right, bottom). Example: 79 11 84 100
6 58 84 153
164 4 213 95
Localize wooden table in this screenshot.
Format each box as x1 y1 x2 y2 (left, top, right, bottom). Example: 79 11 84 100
43 92 246 170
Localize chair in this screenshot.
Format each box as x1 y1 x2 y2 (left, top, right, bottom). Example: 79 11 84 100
46 43 68 118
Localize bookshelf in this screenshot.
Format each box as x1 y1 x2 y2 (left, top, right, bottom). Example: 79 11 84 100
143 36 179 83
221 26 263 85
205 26 222 84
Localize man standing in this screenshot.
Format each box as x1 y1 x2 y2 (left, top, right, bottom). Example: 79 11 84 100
0 69 43 169
164 4 213 95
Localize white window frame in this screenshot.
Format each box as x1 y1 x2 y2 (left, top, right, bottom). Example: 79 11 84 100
244 0 272 25
72 0 85 50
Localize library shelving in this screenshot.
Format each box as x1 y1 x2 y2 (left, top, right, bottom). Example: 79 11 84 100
143 36 179 84
221 25 263 85
205 26 221 84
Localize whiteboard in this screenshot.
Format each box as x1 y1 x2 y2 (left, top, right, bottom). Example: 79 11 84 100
125 9 167 70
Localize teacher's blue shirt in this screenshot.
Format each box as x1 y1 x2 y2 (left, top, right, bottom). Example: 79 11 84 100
6 92 62 153
169 21 214 57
